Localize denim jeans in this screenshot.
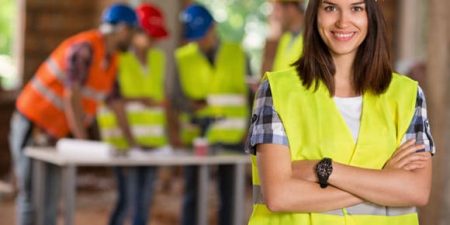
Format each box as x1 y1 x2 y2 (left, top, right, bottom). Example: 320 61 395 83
181 144 242 225
108 166 157 225
9 111 60 225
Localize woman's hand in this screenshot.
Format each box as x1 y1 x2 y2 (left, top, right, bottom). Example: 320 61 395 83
384 139 430 171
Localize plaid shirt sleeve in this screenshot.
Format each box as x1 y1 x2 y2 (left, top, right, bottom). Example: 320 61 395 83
245 80 289 155
403 86 436 155
65 42 93 87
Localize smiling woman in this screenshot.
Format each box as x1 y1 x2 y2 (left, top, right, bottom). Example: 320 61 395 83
245 0 434 225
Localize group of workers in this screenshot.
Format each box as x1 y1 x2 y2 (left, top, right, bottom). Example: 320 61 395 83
9 1 305 225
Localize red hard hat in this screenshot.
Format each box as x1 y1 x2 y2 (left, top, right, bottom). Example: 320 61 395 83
136 3 169 39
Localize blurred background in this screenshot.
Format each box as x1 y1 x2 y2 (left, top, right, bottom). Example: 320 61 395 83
0 0 449 224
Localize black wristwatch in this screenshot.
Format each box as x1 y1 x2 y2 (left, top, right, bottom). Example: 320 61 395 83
316 157 333 188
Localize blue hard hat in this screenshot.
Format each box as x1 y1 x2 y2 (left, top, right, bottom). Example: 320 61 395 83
102 3 138 27
180 4 214 40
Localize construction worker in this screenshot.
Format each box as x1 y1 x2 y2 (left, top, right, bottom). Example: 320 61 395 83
96 3 170 225
246 0 433 224
262 0 305 72
172 4 250 225
9 4 137 225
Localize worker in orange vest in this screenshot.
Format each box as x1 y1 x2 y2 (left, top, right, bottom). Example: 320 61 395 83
9 4 137 225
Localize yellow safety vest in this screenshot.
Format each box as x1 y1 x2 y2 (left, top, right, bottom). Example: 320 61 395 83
272 32 303 71
249 68 419 225
175 42 249 145
97 49 167 149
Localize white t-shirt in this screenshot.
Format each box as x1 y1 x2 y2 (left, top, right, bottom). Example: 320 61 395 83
333 96 363 142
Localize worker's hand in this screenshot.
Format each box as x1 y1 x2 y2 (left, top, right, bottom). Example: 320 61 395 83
384 139 430 171
191 99 207 112
138 98 165 107
267 2 284 40
291 160 319 183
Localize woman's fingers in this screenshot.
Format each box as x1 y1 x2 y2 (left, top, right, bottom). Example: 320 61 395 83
386 147 429 170
395 152 430 169
391 139 416 158
403 162 427 171
391 142 425 164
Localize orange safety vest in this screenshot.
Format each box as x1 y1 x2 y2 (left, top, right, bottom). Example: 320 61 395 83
16 30 117 138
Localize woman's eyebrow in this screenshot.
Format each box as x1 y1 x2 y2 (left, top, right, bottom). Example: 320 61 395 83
322 1 366 6
322 1 336 5
351 1 366 6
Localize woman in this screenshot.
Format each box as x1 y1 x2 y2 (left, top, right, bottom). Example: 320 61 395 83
99 3 170 225
246 0 434 224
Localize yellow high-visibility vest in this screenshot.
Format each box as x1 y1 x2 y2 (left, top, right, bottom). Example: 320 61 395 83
272 32 303 71
249 68 419 225
175 42 249 145
97 49 167 149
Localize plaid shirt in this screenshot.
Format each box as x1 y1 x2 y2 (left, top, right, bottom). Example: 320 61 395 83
245 79 435 155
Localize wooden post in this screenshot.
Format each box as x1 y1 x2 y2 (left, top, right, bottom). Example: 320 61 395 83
420 0 450 224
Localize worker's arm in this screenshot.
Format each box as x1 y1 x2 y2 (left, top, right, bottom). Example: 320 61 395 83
290 140 432 207
260 2 284 73
165 68 188 148
329 143 432 207
107 98 137 147
63 42 92 139
123 97 164 107
165 98 184 148
63 83 88 139
257 143 363 213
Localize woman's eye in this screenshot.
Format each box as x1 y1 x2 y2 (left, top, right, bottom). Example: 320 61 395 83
352 6 365 12
324 6 337 12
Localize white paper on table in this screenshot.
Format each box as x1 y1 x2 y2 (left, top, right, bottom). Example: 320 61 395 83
56 138 113 159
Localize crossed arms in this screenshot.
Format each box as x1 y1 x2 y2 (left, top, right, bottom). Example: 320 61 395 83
256 139 432 213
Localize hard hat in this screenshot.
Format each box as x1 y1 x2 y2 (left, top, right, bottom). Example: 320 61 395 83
180 4 214 41
136 3 169 39
102 3 138 27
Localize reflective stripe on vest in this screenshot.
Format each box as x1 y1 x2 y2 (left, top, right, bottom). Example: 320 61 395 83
81 87 107 102
175 42 248 144
97 49 167 149
248 69 419 225
252 185 417 216
30 78 64 110
98 103 167 149
125 102 164 113
272 32 303 71
211 118 247 130
207 94 246 107
46 58 65 82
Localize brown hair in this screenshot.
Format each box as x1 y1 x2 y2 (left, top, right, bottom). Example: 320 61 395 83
293 0 392 95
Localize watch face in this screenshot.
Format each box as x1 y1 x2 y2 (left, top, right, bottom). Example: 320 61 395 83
317 159 332 177
317 158 332 188
317 164 330 177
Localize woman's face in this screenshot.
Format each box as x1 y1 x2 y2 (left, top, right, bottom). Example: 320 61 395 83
317 0 368 57
132 30 153 50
